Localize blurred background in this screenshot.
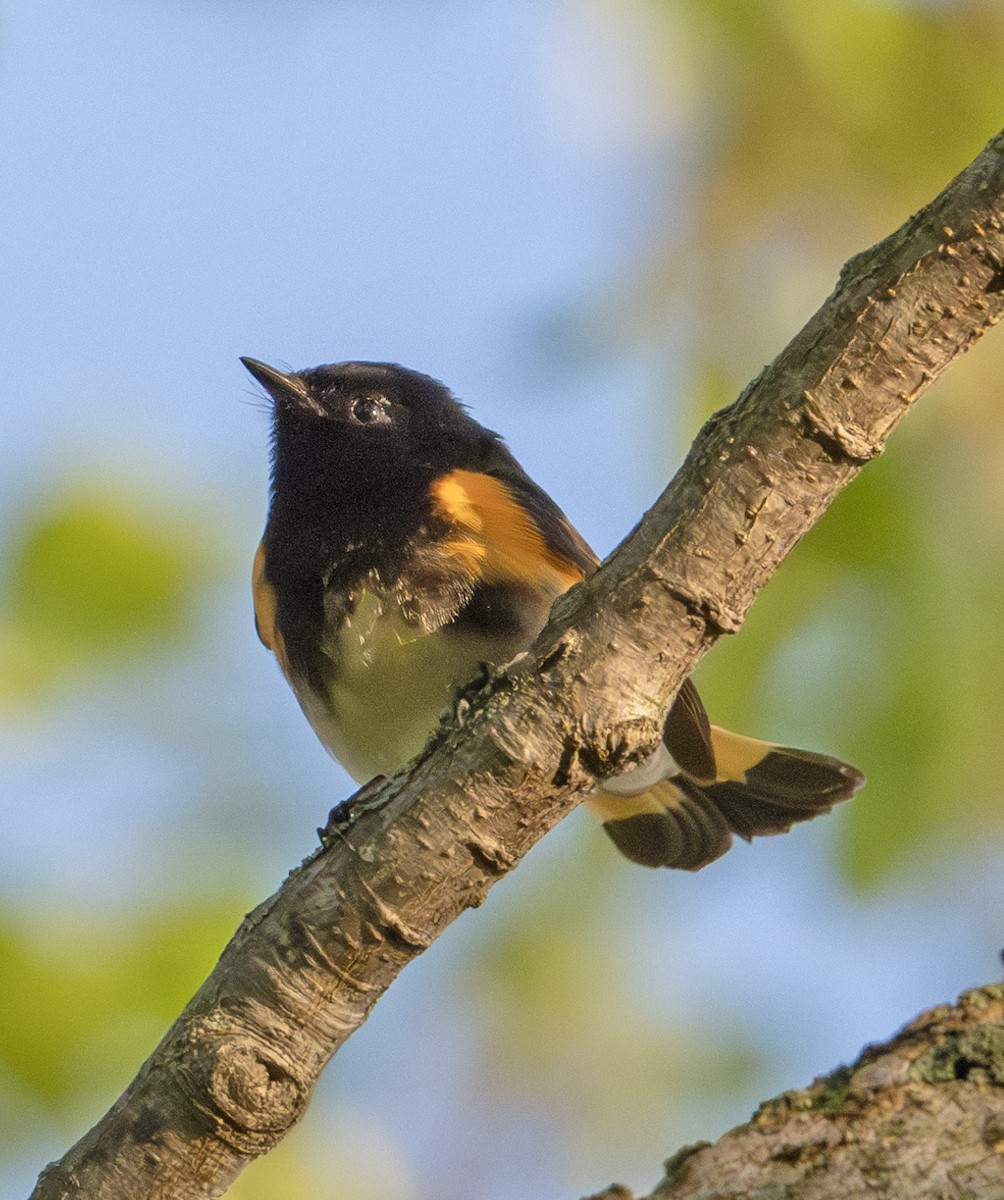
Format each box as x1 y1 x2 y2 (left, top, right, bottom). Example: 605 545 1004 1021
3 2 1004 1197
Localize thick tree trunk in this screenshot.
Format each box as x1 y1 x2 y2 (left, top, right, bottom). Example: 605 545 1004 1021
587 984 1004 1200
31 131 1004 1200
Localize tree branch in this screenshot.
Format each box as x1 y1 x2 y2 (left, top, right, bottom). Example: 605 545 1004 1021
32 129 1004 1200
586 983 1004 1200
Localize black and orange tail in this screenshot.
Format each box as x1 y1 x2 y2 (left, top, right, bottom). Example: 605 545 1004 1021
587 683 864 870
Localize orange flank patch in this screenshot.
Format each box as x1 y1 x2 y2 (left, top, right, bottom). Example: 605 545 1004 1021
430 470 586 595
252 542 290 675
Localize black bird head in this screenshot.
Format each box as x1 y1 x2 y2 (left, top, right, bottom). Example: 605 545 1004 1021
241 358 504 507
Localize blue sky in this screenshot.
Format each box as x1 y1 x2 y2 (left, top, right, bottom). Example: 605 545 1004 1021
3 4 999 1199
2 0 674 534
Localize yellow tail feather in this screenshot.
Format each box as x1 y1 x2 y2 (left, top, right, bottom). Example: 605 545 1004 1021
589 735 864 871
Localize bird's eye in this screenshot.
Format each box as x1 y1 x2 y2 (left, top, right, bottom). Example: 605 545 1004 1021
350 393 391 425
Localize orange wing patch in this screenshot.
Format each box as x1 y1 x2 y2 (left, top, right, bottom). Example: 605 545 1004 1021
430 470 586 595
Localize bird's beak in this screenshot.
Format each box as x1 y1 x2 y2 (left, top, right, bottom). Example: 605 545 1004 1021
241 357 321 414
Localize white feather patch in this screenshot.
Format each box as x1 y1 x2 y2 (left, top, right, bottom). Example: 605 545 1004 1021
598 743 680 797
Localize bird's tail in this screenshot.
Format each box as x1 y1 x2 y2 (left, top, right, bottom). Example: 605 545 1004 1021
587 725 864 871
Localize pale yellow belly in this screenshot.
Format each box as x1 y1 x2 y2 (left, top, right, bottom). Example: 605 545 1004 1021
295 589 538 782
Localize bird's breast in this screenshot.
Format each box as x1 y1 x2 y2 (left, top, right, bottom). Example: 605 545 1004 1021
292 581 548 782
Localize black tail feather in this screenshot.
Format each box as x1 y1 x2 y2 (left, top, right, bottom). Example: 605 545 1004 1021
599 747 864 871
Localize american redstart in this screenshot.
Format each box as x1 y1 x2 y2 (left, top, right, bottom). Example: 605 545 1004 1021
243 357 864 870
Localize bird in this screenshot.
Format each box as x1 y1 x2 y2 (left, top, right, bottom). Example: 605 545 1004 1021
243 357 864 870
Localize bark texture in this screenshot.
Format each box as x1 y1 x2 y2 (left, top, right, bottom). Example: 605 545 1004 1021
586 984 1004 1200
31 130 1004 1200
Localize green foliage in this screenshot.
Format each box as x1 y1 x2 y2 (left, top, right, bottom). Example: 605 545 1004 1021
614 0 1004 887
0 902 241 1136
0 479 235 1151
455 831 760 1172
695 397 1004 887
5 4 1004 1193
619 0 1004 382
1 487 217 700
691 0 1003 189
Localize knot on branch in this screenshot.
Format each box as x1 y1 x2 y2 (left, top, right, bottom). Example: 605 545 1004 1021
910 1023 1004 1088
202 1039 308 1153
555 717 663 790
666 582 744 635
800 391 886 463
